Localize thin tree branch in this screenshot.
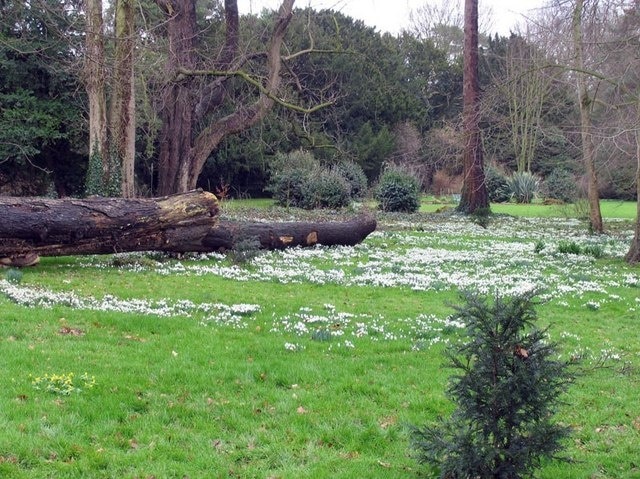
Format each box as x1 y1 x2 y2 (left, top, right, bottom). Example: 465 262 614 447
178 67 334 113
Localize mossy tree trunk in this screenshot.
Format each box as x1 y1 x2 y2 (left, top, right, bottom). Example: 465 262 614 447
0 191 376 263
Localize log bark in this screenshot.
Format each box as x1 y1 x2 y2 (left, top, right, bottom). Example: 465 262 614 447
0 190 220 257
194 216 377 252
0 191 376 264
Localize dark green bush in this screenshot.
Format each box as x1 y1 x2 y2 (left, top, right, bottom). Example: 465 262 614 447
375 167 421 213
300 167 352 209
543 168 578 203
267 150 318 208
229 237 262 264
411 291 573 479
5 268 23 284
268 168 309 208
336 161 368 199
268 151 357 209
484 166 510 203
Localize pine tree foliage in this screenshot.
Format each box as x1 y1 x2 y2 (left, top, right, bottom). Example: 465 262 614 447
411 291 573 479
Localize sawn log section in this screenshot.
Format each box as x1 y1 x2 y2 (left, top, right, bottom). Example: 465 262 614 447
0 190 376 263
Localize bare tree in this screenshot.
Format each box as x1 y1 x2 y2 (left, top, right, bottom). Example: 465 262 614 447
84 0 107 170
501 35 555 173
83 0 135 197
111 0 136 197
457 0 489 213
572 0 604 232
154 0 331 195
409 0 493 58
627 98 640 263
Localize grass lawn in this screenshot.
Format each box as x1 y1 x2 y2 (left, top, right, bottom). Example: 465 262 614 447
418 197 638 219
1 204 639 478
225 196 638 220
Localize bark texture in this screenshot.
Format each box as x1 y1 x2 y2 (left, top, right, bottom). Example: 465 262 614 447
0 190 220 257
457 0 488 214
84 0 107 162
572 0 603 233
625 109 640 264
0 192 376 262
198 216 377 252
112 0 136 197
156 0 296 194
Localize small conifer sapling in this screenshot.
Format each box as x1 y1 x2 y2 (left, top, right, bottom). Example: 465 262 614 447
411 290 573 479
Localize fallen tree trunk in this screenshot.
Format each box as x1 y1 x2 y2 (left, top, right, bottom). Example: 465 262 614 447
193 216 377 252
0 190 220 257
0 191 376 265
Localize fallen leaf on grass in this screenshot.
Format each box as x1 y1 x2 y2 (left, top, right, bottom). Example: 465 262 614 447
340 451 359 459
123 334 146 342
58 326 85 336
296 406 307 414
379 415 397 429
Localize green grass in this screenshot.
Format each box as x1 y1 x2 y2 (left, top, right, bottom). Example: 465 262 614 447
221 196 638 220
419 196 637 219
1 209 639 478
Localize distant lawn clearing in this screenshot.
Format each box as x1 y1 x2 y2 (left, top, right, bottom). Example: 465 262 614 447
224 196 638 220
1 208 639 478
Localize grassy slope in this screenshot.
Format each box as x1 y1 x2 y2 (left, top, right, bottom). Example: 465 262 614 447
0 200 639 478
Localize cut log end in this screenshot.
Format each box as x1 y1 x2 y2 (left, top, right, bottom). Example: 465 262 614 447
1 253 41 268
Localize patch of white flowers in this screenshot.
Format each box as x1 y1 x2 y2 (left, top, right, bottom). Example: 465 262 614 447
2 215 637 359
86 217 638 314
0 280 260 328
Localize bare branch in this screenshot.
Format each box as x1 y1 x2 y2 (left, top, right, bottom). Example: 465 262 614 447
178 67 334 113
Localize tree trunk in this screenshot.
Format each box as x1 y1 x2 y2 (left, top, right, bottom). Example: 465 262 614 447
84 0 108 164
155 0 296 195
112 0 136 198
0 190 219 257
572 0 604 233
457 0 489 214
0 192 376 262
625 101 640 264
155 0 199 196
199 217 377 252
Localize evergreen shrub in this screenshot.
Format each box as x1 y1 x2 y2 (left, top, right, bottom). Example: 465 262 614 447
300 167 352 209
411 290 573 479
229 237 262 264
375 167 421 213
269 168 309 208
268 151 363 209
543 168 578 203
5 268 23 284
336 161 368 199
484 166 510 203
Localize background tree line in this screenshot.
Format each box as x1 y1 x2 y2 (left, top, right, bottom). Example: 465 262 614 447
0 0 637 206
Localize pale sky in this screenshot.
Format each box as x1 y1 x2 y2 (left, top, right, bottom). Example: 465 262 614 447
237 0 547 36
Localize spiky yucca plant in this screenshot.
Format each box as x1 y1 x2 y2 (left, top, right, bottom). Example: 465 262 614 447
506 172 540 204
